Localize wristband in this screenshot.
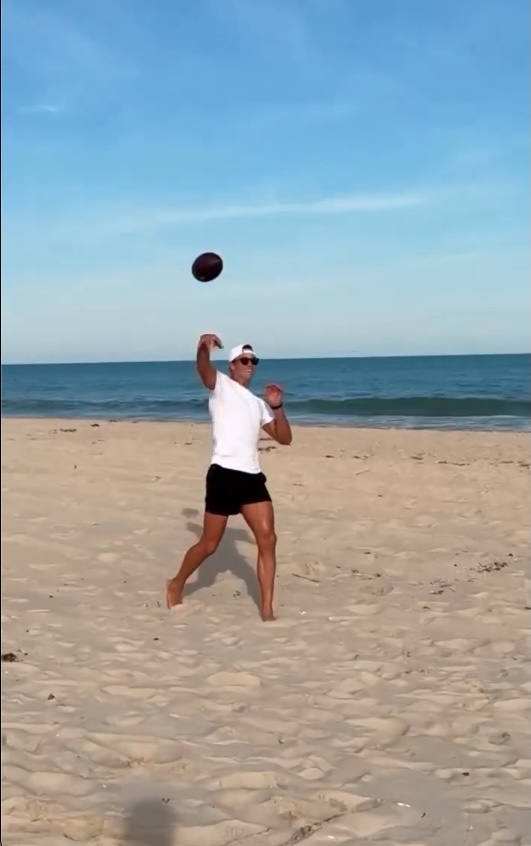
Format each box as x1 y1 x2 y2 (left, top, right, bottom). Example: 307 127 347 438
270 403 283 410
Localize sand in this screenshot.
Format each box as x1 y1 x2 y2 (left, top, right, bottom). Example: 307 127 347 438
1 417 530 846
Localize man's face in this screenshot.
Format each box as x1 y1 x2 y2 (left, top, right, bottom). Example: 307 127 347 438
231 348 259 384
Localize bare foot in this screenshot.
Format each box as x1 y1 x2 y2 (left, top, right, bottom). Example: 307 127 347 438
260 607 276 622
165 578 183 609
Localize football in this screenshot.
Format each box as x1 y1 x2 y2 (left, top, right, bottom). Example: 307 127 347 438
191 252 223 282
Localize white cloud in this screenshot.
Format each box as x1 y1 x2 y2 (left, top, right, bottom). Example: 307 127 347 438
242 100 356 135
18 103 62 115
3 189 428 246
222 0 315 65
100 191 427 236
2 1 137 112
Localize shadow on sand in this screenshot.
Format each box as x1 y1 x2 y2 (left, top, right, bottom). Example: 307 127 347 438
120 797 177 845
181 507 260 610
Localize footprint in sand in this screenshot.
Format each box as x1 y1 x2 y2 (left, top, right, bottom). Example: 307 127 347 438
97 552 120 564
493 698 530 714
206 671 262 689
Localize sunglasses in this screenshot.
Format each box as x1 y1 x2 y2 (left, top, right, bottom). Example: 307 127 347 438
237 356 259 366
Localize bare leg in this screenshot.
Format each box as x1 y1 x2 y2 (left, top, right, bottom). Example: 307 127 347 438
241 501 277 621
166 512 228 608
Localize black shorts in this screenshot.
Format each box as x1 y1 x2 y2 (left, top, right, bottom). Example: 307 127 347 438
205 463 272 516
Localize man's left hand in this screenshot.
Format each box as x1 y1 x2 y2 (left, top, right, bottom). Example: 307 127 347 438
265 383 283 408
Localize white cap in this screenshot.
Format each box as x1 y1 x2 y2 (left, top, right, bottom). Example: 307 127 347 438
229 343 257 362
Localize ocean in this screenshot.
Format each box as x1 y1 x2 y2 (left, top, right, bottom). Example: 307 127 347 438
1 354 530 431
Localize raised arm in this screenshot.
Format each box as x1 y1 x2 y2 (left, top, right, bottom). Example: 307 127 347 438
196 333 223 390
262 383 292 446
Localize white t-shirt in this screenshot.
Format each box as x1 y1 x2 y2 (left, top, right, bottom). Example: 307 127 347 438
208 371 274 474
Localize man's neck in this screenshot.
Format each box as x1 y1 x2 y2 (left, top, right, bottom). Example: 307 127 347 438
230 374 251 389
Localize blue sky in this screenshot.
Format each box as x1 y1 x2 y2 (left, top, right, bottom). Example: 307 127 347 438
1 0 529 363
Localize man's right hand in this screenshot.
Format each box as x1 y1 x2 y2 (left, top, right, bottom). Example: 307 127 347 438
196 334 221 390
197 333 223 353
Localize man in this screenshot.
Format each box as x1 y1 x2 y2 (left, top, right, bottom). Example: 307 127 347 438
166 333 292 621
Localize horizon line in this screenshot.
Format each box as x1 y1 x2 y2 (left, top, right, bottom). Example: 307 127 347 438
2 351 530 367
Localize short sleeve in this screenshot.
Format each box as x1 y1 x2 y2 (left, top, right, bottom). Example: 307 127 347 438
259 398 274 426
211 371 228 394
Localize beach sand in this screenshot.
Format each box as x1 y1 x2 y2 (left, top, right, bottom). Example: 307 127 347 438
1 418 530 846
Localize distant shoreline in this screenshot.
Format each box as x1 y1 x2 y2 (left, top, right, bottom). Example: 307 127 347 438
2 414 529 434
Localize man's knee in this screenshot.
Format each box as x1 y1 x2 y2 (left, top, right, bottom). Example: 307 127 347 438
201 537 221 557
256 528 277 550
